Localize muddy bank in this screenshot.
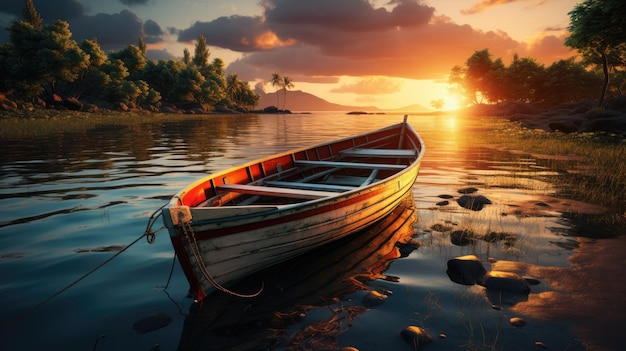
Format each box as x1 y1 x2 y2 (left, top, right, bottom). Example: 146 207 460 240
493 235 626 351
464 96 626 136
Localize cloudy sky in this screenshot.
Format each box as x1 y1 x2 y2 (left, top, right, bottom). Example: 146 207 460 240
0 0 580 109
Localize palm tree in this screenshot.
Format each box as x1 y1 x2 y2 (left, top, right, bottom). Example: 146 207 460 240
281 76 294 110
270 72 282 108
226 73 243 107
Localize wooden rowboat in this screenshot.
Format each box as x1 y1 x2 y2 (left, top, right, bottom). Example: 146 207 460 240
161 116 425 301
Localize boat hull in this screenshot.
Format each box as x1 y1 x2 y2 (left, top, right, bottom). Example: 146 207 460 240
162 121 424 301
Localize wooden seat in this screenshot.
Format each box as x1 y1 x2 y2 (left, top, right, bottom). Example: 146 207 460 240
295 160 405 170
264 180 354 192
340 148 416 158
217 183 336 199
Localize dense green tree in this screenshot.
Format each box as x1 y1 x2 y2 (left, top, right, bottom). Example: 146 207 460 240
6 18 89 98
539 58 603 105
464 49 496 104
75 38 109 98
506 55 545 103
109 44 146 79
566 0 626 107
193 35 210 70
183 48 191 65
22 0 42 30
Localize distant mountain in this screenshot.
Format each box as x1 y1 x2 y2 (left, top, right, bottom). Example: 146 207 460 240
257 90 431 112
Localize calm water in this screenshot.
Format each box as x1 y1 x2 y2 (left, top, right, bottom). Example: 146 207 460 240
0 113 621 350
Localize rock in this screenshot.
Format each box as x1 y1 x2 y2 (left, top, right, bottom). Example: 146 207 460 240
458 187 478 194
1 98 18 111
436 200 449 206
457 195 492 211
534 341 548 349
481 271 530 294
450 229 477 246
446 255 486 285
341 347 360 351
362 290 388 307
263 105 279 113
44 93 63 106
63 97 83 111
400 326 432 350
438 194 454 199
549 120 579 133
509 317 526 327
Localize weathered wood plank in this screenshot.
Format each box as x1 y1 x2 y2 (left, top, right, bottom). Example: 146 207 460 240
217 183 336 199
341 148 416 158
264 180 354 192
295 159 406 170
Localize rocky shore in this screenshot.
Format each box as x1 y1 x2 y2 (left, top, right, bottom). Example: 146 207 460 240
464 96 626 136
0 93 293 115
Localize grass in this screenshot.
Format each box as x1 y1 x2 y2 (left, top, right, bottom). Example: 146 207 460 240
0 109 209 139
480 118 626 217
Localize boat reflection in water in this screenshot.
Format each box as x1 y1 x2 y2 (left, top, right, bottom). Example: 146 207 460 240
177 194 419 351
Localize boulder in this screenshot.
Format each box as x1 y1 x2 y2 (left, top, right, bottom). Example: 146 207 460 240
63 97 83 111
44 94 63 106
446 255 486 285
450 229 477 246
480 270 530 294
457 194 492 211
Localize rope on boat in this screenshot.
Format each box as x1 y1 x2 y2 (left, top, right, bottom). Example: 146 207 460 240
178 217 264 298
0 207 166 328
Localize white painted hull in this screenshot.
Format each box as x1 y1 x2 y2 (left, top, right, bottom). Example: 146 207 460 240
162 120 424 301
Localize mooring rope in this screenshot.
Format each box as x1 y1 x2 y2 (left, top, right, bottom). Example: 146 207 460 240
0 206 167 328
179 219 263 298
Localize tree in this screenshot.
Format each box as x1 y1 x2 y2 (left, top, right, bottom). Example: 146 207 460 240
109 44 146 79
193 35 210 69
506 56 545 103
22 0 42 30
6 18 89 98
271 72 282 107
281 76 294 110
430 99 444 110
565 0 626 107
464 49 495 104
183 48 191 65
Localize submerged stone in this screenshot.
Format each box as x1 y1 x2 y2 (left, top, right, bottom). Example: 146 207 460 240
450 229 477 246
400 326 432 350
509 317 526 327
446 255 487 285
362 290 388 307
481 271 530 295
457 194 492 211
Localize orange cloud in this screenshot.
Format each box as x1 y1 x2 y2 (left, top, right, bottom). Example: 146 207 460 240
461 0 545 15
330 77 404 95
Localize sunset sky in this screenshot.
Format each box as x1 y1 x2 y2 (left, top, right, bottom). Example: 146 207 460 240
0 0 581 110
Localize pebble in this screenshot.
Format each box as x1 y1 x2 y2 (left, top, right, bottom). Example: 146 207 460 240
509 317 526 327
535 341 548 349
362 290 388 307
400 326 432 350
458 187 479 194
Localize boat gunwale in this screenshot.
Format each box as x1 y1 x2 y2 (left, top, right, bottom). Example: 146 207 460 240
166 121 424 213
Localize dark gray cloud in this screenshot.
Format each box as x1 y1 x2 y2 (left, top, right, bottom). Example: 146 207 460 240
0 0 85 22
0 0 166 53
119 0 149 6
177 15 270 52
